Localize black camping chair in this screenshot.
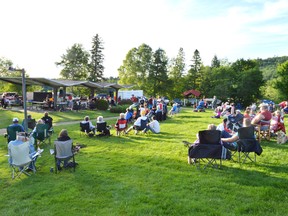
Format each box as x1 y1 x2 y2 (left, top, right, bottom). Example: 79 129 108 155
80 122 93 137
188 130 230 169
96 122 110 136
237 126 262 164
134 119 148 134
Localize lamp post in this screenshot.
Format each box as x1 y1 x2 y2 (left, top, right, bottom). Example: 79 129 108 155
8 67 28 132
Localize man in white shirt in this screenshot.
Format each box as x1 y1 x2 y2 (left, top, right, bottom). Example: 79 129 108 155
81 116 95 134
144 116 160 134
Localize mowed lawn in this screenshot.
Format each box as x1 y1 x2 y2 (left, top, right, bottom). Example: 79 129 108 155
0 107 288 216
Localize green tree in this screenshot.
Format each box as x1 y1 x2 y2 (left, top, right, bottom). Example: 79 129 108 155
275 60 288 99
235 68 263 107
0 57 23 93
211 55 220 68
118 44 153 91
89 34 104 82
0 57 13 76
229 59 262 106
168 47 186 99
198 66 214 97
186 49 203 90
208 66 235 101
55 43 90 80
147 48 169 96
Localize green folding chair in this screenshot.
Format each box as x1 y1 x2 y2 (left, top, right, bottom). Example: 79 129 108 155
33 124 51 146
6 125 24 143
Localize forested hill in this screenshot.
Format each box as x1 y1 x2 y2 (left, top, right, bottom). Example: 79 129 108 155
257 56 288 81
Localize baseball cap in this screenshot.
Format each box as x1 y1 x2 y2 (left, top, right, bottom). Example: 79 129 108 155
13 117 19 123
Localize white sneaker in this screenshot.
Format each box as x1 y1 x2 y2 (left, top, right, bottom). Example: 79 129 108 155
37 149 44 154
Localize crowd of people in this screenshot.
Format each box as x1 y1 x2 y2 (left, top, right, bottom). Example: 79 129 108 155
184 98 287 164
7 94 286 171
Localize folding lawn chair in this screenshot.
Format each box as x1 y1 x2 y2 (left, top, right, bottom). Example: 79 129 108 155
9 141 37 179
6 125 24 143
227 113 243 132
33 123 51 146
254 120 271 143
27 119 36 130
134 119 148 134
237 126 263 164
188 130 230 169
115 119 128 136
80 122 92 137
96 122 110 136
54 139 76 173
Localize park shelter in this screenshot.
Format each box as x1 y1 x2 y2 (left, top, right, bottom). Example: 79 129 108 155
183 89 201 97
0 77 124 108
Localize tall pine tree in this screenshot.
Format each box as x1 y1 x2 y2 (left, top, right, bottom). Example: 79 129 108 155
89 34 104 82
186 49 202 89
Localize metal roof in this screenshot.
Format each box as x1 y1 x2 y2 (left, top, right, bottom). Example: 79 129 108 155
0 77 124 89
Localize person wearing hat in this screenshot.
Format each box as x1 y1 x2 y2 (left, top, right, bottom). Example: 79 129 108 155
251 103 272 127
9 117 25 132
8 132 42 171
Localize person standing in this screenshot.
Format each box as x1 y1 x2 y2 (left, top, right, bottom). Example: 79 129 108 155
211 96 217 109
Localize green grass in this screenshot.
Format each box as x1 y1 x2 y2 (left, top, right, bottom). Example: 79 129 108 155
1 108 288 216
0 108 116 128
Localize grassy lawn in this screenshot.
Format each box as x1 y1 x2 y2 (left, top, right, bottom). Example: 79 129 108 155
0 108 117 129
0 108 288 215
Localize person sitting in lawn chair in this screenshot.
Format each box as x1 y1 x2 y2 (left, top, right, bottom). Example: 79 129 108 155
115 113 128 136
143 115 160 134
81 116 96 135
169 102 178 116
270 110 286 134
96 116 111 136
126 110 148 134
8 132 43 173
41 112 54 135
194 99 205 112
183 124 231 164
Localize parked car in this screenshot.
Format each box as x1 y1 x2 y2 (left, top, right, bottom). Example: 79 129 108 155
1 92 23 106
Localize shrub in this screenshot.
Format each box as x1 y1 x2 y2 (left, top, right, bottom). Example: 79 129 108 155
186 101 192 107
110 105 127 113
95 99 109 110
89 101 97 110
118 99 132 106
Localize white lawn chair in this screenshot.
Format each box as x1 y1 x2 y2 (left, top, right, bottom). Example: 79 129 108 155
9 141 37 179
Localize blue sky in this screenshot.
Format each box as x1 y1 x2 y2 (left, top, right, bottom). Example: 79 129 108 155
1 0 288 78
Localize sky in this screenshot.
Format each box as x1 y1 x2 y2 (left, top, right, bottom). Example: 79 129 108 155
1 0 288 79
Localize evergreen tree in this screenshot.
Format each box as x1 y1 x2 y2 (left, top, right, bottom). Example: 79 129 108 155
211 55 220 68
147 48 169 96
89 34 105 82
186 49 203 89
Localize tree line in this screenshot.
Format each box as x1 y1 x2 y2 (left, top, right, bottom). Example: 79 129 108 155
1 33 288 107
